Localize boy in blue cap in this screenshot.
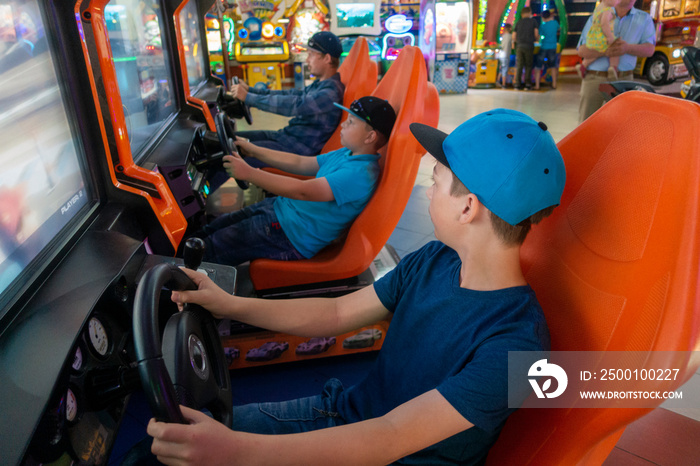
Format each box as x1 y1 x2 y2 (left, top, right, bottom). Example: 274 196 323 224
229 31 345 158
197 96 396 267
150 109 566 465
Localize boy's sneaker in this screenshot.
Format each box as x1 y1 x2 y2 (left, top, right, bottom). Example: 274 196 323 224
607 66 619 80
575 63 587 79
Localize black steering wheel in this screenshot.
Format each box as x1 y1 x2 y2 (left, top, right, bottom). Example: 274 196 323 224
232 77 252 125
215 112 249 190
132 263 232 428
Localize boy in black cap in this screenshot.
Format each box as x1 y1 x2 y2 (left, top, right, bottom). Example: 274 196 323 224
194 96 395 267
229 31 345 159
149 110 565 465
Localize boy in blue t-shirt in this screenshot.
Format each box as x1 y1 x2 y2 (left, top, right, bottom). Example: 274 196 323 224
153 109 566 465
197 96 396 266
535 10 561 89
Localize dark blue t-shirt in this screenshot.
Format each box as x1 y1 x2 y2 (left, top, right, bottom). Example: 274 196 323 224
336 241 550 464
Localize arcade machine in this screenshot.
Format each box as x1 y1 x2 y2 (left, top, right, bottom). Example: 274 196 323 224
328 0 384 70
433 0 472 93
204 11 234 82
379 0 419 73
0 0 238 464
232 0 291 90
418 0 437 80
468 0 498 88
636 0 699 85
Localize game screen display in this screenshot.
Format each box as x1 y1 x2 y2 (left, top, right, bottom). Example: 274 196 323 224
179 0 207 89
0 0 91 314
435 1 471 54
336 3 376 28
105 0 175 159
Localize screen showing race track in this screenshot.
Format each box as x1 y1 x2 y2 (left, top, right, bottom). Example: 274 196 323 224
105 0 176 159
179 0 207 90
0 0 89 310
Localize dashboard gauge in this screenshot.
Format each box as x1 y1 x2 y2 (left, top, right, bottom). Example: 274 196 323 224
71 346 83 371
88 317 109 357
66 388 78 423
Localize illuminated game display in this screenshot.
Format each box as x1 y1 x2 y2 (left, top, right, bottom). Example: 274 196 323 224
433 0 472 93
330 0 382 36
0 0 88 303
233 0 290 90
378 0 419 72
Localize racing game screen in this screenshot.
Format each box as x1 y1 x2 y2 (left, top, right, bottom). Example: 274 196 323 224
105 0 175 159
0 0 89 312
179 0 207 90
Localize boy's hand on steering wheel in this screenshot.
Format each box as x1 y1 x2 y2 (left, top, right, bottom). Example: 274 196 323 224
234 138 255 157
229 80 249 101
223 153 253 182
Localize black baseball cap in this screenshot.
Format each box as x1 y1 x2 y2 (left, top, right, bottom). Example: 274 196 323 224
307 31 343 58
334 96 397 138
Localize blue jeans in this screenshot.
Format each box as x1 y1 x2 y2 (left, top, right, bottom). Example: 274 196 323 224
233 378 347 434
201 197 304 266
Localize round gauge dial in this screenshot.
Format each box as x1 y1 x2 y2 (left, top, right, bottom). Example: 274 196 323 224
88 317 109 357
66 389 78 423
71 346 83 371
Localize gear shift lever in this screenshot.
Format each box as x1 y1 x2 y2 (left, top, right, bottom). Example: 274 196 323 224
183 237 205 271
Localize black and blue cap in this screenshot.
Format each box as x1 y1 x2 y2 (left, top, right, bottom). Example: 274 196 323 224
334 96 397 138
410 109 566 226
307 31 343 58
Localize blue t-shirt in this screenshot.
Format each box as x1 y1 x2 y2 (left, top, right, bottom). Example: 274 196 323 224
540 20 559 50
274 148 380 258
337 241 551 464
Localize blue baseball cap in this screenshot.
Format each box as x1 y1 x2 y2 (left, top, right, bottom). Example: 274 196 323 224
410 109 566 225
307 31 342 58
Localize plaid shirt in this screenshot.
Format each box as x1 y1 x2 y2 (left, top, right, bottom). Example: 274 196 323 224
245 73 345 155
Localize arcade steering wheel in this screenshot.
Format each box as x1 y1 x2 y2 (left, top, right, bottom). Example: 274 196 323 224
232 76 252 125
215 112 249 190
132 263 232 429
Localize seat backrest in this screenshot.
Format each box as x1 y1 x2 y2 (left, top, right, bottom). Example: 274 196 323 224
486 91 700 465
249 46 437 289
321 37 379 153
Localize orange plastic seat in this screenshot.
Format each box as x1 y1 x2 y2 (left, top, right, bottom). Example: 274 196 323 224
321 37 379 153
486 91 700 465
249 46 437 290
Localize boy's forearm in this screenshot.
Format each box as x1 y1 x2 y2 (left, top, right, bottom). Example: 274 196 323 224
243 146 314 175
223 295 343 337
243 168 321 200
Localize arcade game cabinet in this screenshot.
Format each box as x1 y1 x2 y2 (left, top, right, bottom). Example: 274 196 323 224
433 0 472 93
233 0 291 90
0 0 236 464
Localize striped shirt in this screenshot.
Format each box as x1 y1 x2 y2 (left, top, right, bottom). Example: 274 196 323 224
245 73 345 155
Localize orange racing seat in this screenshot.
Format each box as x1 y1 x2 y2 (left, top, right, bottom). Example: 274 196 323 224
321 37 379 153
249 46 438 290
486 91 700 465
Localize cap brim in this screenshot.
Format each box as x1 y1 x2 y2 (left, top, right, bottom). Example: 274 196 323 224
334 102 366 124
409 123 450 168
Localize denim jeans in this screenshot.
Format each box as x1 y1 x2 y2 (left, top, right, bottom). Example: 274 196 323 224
233 378 347 434
201 197 304 266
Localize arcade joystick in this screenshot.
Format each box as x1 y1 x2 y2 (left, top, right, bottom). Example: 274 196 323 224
183 237 205 271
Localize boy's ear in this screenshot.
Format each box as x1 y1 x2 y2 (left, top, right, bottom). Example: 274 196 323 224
460 193 481 224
